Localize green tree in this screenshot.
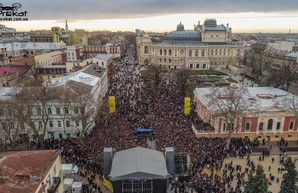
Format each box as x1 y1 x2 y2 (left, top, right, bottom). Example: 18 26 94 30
279 157 298 193
244 165 268 193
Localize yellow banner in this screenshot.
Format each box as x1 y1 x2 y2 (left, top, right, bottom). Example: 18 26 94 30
184 97 191 115
103 177 114 192
109 96 116 113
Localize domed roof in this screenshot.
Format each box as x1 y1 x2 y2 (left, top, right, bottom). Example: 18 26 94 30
177 22 185 31
165 30 201 41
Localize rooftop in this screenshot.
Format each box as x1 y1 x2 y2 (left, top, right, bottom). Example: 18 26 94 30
0 65 31 76
110 147 168 181
194 87 296 112
94 54 113 61
0 150 60 193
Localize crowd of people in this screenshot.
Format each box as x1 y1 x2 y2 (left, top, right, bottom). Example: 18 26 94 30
44 55 287 193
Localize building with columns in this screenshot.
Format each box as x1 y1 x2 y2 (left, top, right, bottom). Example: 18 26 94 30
137 19 245 70
194 87 298 140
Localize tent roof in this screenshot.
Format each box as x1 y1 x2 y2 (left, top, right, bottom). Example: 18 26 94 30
110 147 169 180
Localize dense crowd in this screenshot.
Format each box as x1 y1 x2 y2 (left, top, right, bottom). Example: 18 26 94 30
44 58 282 193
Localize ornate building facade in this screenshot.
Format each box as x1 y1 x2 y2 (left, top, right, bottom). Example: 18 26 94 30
137 19 245 70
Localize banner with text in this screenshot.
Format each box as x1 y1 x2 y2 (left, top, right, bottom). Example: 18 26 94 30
109 96 116 113
184 97 191 115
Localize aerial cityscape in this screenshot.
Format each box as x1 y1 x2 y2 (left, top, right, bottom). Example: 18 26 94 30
0 1 298 193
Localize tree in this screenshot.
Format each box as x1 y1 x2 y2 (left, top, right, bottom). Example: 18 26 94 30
279 157 298 193
0 99 23 149
207 86 254 145
265 60 298 91
14 81 59 149
244 165 268 193
247 43 272 81
280 93 298 130
61 83 98 140
175 69 191 98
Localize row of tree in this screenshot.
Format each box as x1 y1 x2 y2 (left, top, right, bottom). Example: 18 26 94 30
0 80 97 150
246 43 298 91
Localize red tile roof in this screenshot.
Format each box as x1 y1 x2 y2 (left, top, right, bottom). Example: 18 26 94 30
0 150 60 193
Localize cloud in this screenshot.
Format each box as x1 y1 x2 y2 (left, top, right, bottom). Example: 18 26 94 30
2 0 298 21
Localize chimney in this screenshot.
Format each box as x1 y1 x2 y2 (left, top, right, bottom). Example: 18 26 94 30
165 147 174 176
103 147 113 177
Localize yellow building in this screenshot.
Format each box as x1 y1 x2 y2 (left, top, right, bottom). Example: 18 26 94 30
137 19 245 70
0 149 64 193
36 65 67 81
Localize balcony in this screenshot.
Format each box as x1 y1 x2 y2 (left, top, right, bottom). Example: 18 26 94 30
48 177 61 193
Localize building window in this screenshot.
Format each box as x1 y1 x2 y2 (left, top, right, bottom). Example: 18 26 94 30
74 107 79 114
38 121 42 128
245 122 251 131
164 49 167 56
64 107 69 114
159 58 162 63
289 120 295 130
219 49 222 55
223 49 226 55
48 108 52 115
189 50 192 57
66 121 70 127
237 49 241 57
169 49 172 56
144 45 149 54
215 49 218 56
58 121 61 127
267 119 273 130
56 108 60 115
159 49 162 55
49 121 53 128
276 122 281 130
195 50 198 57
259 122 263 130
180 50 184 56
37 107 41 115
164 58 166 63
201 50 205 57
75 120 80 127
211 49 214 56
169 59 172 63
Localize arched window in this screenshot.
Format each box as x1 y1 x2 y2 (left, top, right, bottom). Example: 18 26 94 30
180 50 184 56
211 49 214 56
237 49 241 56
223 49 226 56
189 50 192 57
164 49 167 56
144 45 149 54
195 50 198 57
196 64 199 69
201 49 205 56
215 49 218 56
203 63 206 69
267 119 273 130
190 64 193 69
169 49 172 56
160 49 162 55
219 49 222 55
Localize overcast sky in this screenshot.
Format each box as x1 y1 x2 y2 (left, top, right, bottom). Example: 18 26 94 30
1 0 298 32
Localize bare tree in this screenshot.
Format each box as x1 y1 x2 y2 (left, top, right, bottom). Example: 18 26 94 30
265 60 298 91
14 81 59 149
207 86 253 146
280 94 298 130
175 69 191 98
61 84 98 140
247 43 272 81
0 100 22 149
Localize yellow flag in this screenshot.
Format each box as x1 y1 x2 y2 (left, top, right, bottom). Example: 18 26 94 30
103 177 114 192
109 96 116 113
184 97 191 115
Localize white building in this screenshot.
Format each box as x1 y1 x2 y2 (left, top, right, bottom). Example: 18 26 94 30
0 63 108 142
93 54 113 68
0 41 66 61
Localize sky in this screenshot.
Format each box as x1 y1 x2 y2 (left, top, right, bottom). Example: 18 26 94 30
1 0 298 33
